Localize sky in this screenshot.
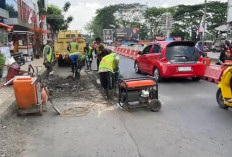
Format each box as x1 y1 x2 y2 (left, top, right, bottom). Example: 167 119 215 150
48 0 228 33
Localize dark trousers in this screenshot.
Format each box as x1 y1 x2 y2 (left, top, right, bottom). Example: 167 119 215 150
99 72 115 90
44 62 53 77
97 59 100 70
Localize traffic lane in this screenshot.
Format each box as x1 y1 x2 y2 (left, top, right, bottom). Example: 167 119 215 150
119 55 142 78
118 56 232 156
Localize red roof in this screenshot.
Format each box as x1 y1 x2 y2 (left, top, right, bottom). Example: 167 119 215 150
0 23 13 31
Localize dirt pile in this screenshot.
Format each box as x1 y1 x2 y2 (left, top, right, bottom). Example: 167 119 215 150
44 74 90 98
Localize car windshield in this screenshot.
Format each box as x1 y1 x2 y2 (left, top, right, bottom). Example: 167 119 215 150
166 45 199 62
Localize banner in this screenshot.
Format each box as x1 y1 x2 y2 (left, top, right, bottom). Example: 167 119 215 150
103 29 113 43
116 28 139 42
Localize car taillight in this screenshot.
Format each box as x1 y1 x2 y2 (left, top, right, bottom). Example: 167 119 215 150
198 57 203 62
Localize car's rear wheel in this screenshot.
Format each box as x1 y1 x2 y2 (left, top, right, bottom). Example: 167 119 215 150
192 77 201 81
153 68 162 82
134 62 141 74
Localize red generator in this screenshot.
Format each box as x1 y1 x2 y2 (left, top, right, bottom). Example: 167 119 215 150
118 76 161 112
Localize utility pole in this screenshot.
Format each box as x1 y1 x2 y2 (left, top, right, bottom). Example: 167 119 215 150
201 0 207 48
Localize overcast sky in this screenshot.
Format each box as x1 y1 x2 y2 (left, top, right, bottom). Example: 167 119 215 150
48 0 227 33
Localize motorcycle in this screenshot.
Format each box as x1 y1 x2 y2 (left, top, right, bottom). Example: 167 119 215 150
216 66 232 109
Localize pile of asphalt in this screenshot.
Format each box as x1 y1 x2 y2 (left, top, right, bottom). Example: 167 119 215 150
44 75 89 98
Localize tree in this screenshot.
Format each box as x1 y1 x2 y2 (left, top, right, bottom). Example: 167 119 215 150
47 2 73 37
144 7 168 38
86 3 146 40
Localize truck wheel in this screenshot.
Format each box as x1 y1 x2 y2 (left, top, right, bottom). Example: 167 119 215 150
216 88 228 109
150 99 161 112
134 62 141 74
153 68 163 82
58 58 62 67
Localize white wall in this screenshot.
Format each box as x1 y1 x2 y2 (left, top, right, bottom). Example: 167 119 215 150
227 0 232 22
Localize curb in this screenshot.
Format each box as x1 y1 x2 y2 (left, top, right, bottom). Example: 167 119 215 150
0 66 47 120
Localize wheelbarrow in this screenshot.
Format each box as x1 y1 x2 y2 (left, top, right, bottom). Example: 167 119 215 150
118 76 161 112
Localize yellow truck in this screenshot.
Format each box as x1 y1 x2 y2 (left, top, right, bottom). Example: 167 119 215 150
54 30 86 66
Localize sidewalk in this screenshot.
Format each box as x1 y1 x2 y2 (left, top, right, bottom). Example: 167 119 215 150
0 58 45 119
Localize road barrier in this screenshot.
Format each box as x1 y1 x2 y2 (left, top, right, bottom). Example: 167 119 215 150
113 46 140 60
203 65 227 84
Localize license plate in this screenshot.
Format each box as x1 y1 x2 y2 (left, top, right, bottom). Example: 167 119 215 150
178 67 192 71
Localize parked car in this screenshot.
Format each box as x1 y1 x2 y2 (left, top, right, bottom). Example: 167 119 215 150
134 41 205 81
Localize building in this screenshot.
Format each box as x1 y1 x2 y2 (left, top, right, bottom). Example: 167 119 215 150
0 0 13 47
3 0 39 31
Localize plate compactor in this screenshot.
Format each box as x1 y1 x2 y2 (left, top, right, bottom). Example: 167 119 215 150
118 76 161 112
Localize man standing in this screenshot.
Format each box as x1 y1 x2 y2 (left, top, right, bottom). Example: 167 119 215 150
196 42 206 57
67 37 78 53
84 43 93 70
96 44 112 67
94 37 103 69
98 50 120 98
43 40 55 77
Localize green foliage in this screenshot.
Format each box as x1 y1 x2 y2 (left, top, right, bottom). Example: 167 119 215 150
86 1 227 41
0 53 5 71
47 2 73 33
6 4 18 17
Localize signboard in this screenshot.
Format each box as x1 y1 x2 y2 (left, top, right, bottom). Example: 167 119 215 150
116 28 139 42
103 29 113 43
228 0 232 22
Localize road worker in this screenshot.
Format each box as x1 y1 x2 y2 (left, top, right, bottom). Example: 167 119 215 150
84 43 93 70
43 40 55 77
98 48 120 98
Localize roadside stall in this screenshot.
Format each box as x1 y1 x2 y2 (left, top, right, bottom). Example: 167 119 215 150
9 31 34 61
0 23 13 79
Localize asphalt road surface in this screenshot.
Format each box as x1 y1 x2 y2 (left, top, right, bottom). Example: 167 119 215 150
21 55 232 157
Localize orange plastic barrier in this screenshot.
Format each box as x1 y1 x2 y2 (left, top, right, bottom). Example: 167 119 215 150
125 49 131 57
119 48 123 55
203 65 227 84
13 76 37 109
122 48 127 56
128 49 134 59
202 57 211 69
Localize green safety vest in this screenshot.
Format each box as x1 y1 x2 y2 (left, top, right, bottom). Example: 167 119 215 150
43 45 53 63
87 46 92 56
70 42 78 53
99 53 116 72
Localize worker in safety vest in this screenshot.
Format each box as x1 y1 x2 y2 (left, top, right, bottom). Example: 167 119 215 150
43 40 55 77
98 49 120 91
67 37 78 53
84 43 93 70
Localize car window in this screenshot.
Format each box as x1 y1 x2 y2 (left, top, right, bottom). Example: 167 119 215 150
142 45 152 54
166 45 199 62
152 44 161 53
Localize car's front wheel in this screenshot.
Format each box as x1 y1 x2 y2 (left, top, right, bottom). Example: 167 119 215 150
153 68 162 82
134 62 141 74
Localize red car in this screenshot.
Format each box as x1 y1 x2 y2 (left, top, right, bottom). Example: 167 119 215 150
134 41 205 81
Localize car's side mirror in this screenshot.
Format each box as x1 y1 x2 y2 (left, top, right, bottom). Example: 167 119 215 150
138 51 142 55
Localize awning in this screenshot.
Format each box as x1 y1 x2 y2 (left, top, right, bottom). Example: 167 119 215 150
0 22 13 31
